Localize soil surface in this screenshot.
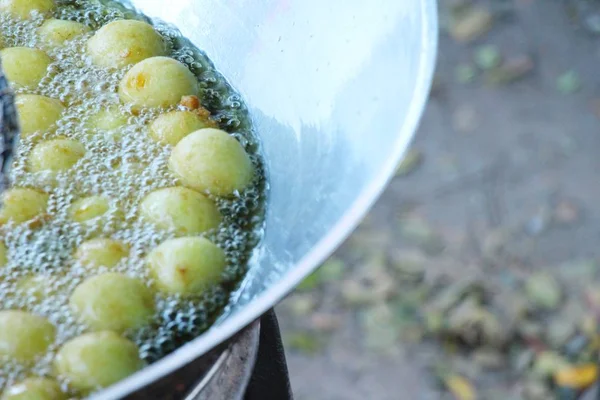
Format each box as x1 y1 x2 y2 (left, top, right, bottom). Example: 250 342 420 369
278 1 600 399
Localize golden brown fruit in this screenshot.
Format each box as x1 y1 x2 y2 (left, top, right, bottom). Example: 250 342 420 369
118 57 198 110
0 47 52 89
140 187 222 235
28 139 85 173
15 95 64 137
38 19 90 47
0 188 48 225
0 0 54 20
0 310 56 363
54 331 145 392
149 110 216 146
169 128 254 196
1 378 66 400
87 20 167 68
147 237 226 296
69 272 154 332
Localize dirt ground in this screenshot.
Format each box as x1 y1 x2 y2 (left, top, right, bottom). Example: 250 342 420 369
277 1 600 399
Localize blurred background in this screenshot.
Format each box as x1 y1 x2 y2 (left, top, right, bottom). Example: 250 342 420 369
276 0 600 399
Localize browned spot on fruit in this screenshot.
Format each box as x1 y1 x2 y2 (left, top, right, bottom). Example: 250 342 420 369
129 73 148 89
180 95 200 110
176 265 188 277
26 213 52 229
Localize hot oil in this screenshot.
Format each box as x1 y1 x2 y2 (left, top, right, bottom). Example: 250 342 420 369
0 0 266 391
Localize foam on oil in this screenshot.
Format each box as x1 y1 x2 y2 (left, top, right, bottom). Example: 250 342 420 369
0 0 266 391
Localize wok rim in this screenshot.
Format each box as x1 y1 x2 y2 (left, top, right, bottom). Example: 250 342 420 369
94 1 439 398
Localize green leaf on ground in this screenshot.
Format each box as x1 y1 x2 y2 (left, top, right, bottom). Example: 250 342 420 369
485 55 534 85
448 6 493 42
557 70 582 94
474 45 502 70
297 257 346 291
398 217 445 255
285 331 324 354
456 64 477 84
395 149 424 177
525 272 563 310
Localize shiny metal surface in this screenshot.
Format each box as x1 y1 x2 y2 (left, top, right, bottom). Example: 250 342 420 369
186 322 259 400
96 1 438 398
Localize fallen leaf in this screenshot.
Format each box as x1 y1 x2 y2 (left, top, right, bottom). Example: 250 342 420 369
532 351 571 378
318 257 346 282
340 266 397 306
557 70 582 94
347 229 391 260
297 272 323 292
521 378 553 400
391 250 427 283
474 45 502 70
286 294 318 317
444 375 476 400
471 348 506 370
427 280 486 314
485 55 534 85
447 297 508 347
297 257 346 291
554 364 598 389
525 272 562 311
456 64 477 84
398 217 446 255
395 149 424 177
285 331 324 354
449 6 494 42
359 303 401 354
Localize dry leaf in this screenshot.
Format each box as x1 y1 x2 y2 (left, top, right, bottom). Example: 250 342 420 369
444 375 476 400
449 7 493 42
554 364 598 389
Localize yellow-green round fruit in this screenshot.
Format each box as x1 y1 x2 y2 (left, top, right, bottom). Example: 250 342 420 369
148 111 215 146
147 237 226 296
0 310 56 363
54 331 144 392
68 196 110 223
1 378 66 400
140 187 221 235
69 273 154 332
28 139 85 173
119 57 198 110
0 242 7 267
0 188 48 225
74 238 129 269
87 20 166 69
0 0 54 20
15 95 64 137
38 19 90 47
0 47 52 89
169 128 254 196
86 106 128 131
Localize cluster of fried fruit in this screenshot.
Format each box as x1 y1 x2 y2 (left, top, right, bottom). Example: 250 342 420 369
0 0 255 398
